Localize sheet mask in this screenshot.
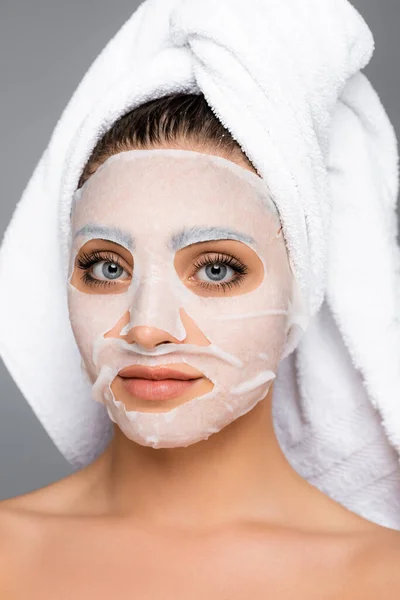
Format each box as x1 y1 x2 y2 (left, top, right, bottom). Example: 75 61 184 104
67 149 308 448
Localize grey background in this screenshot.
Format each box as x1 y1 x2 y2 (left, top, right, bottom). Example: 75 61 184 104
0 0 399 500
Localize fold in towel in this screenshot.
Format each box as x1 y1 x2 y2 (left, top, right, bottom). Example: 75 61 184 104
0 0 399 528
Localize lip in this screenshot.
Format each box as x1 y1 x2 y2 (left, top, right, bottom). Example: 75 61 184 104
119 377 202 401
118 365 203 381
117 364 205 401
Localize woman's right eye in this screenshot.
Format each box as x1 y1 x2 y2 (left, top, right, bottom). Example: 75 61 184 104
91 260 130 282
76 250 131 288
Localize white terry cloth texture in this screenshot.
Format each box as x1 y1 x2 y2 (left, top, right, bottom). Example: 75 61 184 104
0 0 399 528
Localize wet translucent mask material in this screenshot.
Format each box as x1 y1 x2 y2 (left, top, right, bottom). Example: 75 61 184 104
67 149 307 448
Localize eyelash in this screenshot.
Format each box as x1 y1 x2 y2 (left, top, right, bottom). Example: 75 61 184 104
76 250 127 288
76 250 249 291
192 252 248 292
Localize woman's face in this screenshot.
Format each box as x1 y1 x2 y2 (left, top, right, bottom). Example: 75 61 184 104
67 148 295 448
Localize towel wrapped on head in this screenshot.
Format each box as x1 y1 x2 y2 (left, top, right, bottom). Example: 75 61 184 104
0 0 399 528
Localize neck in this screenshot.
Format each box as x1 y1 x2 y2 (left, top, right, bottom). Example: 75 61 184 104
85 386 319 531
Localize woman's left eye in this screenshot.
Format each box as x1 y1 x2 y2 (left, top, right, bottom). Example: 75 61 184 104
192 253 248 291
197 263 235 283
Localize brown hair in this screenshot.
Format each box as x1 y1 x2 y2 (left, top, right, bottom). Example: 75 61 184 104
78 93 255 189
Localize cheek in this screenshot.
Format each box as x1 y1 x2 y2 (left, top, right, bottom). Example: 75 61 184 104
185 271 292 367
248 316 288 369
67 284 129 378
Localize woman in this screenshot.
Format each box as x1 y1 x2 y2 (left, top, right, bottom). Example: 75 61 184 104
1 0 400 597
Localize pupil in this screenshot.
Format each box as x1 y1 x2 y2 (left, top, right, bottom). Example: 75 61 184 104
206 263 227 281
103 262 121 280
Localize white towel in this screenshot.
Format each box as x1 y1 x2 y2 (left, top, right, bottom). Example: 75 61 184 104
0 0 399 528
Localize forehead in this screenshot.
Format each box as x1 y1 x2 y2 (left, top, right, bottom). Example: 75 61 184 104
71 150 280 247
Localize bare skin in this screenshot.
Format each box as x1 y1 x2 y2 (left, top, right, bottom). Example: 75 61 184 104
1 142 400 598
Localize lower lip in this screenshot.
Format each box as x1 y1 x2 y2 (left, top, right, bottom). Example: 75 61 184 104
120 377 201 400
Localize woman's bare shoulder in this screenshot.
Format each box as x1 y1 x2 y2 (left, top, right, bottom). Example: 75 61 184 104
0 488 58 550
0 473 89 562
0 463 96 520
1 487 400 599
330 523 400 599
358 528 400 598
0 481 81 596
0 497 32 596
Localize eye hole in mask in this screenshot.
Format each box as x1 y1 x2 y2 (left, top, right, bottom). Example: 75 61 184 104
72 238 265 298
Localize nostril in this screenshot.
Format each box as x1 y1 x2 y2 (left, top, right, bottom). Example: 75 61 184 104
155 338 183 349
125 325 181 349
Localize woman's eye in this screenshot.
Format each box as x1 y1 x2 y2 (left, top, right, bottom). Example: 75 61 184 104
91 261 129 282
76 250 131 288
191 253 248 291
196 263 235 284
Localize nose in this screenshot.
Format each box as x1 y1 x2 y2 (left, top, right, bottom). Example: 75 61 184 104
125 267 187 341
124 325 183 350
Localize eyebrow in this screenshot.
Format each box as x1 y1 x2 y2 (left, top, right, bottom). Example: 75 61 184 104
73 224 255 253
170 227 255 251
73 224 135 251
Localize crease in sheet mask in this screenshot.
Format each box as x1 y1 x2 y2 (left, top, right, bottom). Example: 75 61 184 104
67 149 309 448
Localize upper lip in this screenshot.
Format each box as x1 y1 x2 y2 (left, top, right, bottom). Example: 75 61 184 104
118 365 203 381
